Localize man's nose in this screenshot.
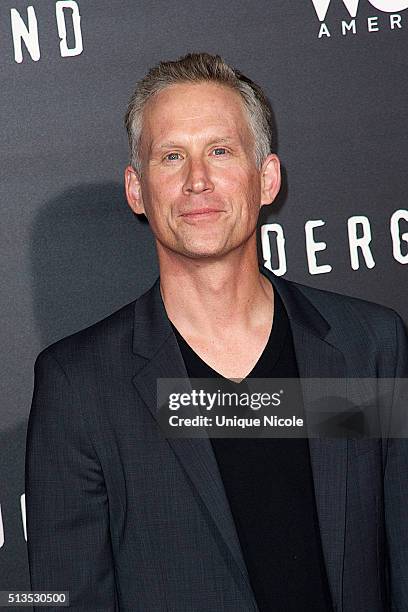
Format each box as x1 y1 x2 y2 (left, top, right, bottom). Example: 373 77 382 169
182 158 214 195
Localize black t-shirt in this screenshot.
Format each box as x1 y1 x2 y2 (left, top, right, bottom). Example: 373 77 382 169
171 289 333 612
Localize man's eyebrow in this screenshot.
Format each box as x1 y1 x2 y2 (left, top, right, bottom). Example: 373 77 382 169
156 141 179 149
206 137 238 146
154 136 238 150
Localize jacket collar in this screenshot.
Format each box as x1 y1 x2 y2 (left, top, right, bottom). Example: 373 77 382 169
132 267 331 360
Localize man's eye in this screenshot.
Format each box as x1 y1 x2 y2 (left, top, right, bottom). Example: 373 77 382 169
165 152 181 161
212 147 227 156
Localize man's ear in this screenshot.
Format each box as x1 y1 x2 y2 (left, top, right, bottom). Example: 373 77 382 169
260 154 281 207
124 165 145 215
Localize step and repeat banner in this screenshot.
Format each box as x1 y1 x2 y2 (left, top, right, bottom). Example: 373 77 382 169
0 0 407 598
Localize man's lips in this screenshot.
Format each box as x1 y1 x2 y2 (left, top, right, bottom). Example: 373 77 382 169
180 207 224 218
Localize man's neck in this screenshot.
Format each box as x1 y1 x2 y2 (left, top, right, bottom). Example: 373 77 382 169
158 251 274 341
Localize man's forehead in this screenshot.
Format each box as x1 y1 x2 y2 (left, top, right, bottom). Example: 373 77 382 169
142 83 251 147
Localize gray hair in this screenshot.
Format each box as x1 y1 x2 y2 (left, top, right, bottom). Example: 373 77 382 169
124 52 273 175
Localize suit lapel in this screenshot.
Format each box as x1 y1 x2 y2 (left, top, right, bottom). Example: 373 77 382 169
270 272 347 611
289 323 347 611
131 279 257 607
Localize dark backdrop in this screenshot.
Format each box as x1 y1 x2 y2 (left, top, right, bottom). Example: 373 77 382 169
0 0 407 599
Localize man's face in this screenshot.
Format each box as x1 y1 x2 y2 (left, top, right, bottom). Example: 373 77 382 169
125 82 280 260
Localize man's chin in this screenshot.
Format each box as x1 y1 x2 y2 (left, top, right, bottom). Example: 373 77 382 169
179 246 228 260
172 238 236 259
157 235 238 260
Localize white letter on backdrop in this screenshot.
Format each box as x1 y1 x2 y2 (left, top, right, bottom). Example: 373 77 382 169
391 210 408 264
367 0 408 12
348 216 375 270
11 6 40 63
56 1 83 57
305 220 332 275
311 0 360 21
21 494 27 542
261 224 287 276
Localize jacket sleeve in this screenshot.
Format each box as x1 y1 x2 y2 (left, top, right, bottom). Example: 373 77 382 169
25 350 118 611
384 313 408 612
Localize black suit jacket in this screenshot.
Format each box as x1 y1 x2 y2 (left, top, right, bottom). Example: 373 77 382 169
26 269 408 611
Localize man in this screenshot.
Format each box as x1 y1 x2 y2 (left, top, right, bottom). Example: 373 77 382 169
26 53 408 611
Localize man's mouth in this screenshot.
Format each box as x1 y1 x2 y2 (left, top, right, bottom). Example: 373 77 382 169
180 207 224 220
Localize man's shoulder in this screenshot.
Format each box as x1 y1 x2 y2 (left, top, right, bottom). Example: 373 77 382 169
284 277 405 346
292 278 398 319
35 298 138 372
